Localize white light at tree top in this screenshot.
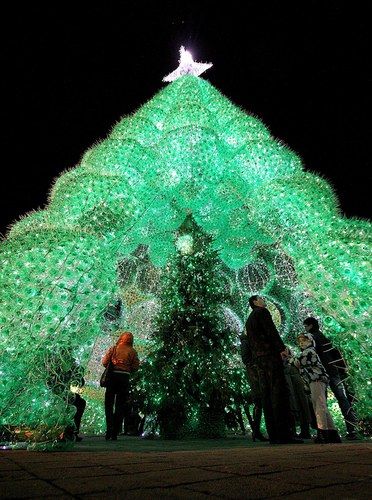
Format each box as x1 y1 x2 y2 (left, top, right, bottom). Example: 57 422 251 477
163 46 213 82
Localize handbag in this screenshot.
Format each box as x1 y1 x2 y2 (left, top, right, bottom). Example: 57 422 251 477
100 362 113 387
100 347 116 387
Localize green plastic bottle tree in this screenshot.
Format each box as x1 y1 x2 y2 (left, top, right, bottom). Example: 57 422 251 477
0 48 370 446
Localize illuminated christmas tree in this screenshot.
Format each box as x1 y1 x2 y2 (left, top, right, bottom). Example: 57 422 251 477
0 48 370 448
142 215 246 438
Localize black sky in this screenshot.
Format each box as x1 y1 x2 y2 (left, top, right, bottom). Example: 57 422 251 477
1 1 371 236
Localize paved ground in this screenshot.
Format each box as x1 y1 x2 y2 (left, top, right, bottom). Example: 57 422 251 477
0 436 371 499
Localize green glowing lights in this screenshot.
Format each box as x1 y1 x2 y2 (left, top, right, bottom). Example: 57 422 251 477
0 75 370 447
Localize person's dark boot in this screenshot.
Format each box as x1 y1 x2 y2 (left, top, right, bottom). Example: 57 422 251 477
327 429 342 443
252 405 268 441
313 429 325 443
345 424 359 440
255 432 269 442
270 437 304 444
345 432 358 440
298 428 312 439
299 432 312 439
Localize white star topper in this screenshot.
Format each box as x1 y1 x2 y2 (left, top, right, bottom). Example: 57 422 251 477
163 46 213 82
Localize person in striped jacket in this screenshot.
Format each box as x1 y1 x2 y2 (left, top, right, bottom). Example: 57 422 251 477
303 317 359 440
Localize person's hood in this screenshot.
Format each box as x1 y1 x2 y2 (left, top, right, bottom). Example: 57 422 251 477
303 333 316 348
117 332 134 346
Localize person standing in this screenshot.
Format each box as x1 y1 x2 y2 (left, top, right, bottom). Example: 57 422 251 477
45 349 87 443
303 317 359 440
70 377 86 442
295 333 341 443
245 295 302 444
282 347 314 439
102 331 139 441
240 332 268 441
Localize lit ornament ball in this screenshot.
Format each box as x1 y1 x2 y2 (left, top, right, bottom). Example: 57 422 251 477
175 234 194 255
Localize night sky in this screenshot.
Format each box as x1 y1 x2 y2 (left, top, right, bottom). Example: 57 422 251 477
1 2 370 237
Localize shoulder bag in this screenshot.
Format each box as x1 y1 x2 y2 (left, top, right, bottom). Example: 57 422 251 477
100 347 116 387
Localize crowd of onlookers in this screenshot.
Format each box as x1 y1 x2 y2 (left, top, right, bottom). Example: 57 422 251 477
67 296 358 445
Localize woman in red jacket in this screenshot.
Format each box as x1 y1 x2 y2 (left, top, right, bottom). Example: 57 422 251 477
102 331 139 440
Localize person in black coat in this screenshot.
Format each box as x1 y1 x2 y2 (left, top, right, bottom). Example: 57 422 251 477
282 347 314 439
240 333 268 441
245 295 302 444
303 317 359 439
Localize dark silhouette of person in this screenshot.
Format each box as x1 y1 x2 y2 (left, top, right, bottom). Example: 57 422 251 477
240 333 268 441
282 347 315 439
245 295 302 444
69 378 86 442
45 349 86 442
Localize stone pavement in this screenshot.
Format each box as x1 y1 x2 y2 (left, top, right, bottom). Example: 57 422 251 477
0 437 371 499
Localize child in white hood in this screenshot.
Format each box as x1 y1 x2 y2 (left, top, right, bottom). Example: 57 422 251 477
295 333 341 443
